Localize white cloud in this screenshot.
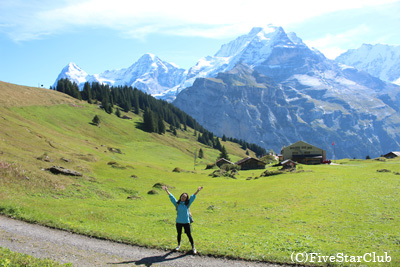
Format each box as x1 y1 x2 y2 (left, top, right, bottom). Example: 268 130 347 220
1 0 398 42
304 25 371 59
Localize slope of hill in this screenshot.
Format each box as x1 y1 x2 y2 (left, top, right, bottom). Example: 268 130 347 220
1 82 399 265
0 81 79 107
0 81 250 179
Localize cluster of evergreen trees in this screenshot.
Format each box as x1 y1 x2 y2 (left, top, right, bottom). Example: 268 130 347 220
222 135 266 157
54 78 267 157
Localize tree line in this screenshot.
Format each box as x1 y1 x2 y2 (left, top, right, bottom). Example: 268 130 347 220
54 78 267 157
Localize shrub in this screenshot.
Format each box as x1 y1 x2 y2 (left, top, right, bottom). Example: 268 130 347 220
259 169 283 177
147 190 158 195
209 169 237 179
107 161 126 169
172 167 182 173
220 163 240 172
152 183 166 189
205 163 216 170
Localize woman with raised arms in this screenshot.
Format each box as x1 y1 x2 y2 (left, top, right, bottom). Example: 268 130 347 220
162 185 203 254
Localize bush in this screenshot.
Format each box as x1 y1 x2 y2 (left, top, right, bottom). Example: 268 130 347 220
377 169 391 173
205 163 216 170
172 167 182 173
259 169 283 177
147 190 158 195
153 182 166 189
220 163 240 172
209 169 237 179
107 161 126 169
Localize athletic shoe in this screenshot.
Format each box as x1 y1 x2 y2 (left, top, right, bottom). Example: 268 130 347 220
192 247 197 255
174 244 181 251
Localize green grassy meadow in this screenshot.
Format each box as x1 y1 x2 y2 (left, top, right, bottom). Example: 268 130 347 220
0 82 399 266
0 247 70 267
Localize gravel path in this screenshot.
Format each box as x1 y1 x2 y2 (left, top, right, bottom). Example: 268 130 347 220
0 216 287 267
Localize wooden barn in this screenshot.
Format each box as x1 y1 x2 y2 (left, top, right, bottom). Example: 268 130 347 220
281 141 326 165
216 158 235 168
235 157 266 170
383 151 400 159
281 159 297 169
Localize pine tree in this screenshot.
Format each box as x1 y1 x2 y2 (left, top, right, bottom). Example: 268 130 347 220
92 115 100 126
198 148 204 159
157 114 165 134
222 134 227 142
82 82 92 102
115 108 121 118
133 92 140 114
215 137 222 151
143 108 156 132
218 146 230 161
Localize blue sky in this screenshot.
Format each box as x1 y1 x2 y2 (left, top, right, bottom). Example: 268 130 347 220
1 0 399 88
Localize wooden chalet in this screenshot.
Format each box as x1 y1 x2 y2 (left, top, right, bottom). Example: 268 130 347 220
235 157 266 170
383 151 400 159
216 158 235 168
281 159 297 169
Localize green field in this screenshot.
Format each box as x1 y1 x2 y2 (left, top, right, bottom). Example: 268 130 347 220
0 82 399 266
0 247 70 267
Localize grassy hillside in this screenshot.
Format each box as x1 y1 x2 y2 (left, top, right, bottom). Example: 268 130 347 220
0 82 399 266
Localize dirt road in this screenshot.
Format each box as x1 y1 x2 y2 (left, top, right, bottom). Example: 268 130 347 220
0 215 287 266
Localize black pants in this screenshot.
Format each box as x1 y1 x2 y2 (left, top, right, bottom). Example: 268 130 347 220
176 223 194 246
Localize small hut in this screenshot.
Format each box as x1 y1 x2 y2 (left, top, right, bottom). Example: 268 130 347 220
216 158 234 168
235 157 266 170
281 159 297 170
384 152 400 159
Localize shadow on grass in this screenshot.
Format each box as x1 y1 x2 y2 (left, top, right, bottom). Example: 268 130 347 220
109 250 189 266
134 121 146 132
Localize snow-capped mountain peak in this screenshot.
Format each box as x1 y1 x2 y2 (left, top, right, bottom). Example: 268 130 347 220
287 32 304 46
178 25 297 91
214 25 289 60
335 43 400 84
54 54 186 96
53 62 88 88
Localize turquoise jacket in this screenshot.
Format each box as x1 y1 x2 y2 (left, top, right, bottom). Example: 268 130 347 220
169 193 196 224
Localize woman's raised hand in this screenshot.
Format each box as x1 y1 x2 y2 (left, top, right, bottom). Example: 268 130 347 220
162 185 170 194
194 186 203 195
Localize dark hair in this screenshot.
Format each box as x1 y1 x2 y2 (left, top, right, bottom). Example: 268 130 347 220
177 193 190 206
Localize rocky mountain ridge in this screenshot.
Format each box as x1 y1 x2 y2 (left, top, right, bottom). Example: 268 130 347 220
172 27 400 159
335 43 400 86
53 53 186 96
53 26 400 158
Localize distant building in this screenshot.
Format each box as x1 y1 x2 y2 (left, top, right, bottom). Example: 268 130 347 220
216 158 235 168
383 151 400 159
122 115 132 120
281 141 326 164
235 157 266 170
281 159 297 169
